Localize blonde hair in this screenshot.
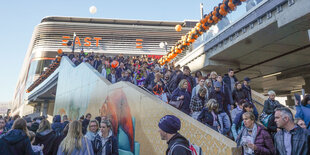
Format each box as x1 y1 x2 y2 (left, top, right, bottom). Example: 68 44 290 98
210 71 218 77
37 119 51 133
242 112 255 121
60 120 83 154
88 119 99 131
178 79 188 88
206 99 219 113
29 131 36 142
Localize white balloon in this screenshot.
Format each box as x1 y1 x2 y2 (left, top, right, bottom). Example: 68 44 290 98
89 6 97 14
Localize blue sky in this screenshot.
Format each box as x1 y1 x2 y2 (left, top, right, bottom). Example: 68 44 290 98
0 0 247 103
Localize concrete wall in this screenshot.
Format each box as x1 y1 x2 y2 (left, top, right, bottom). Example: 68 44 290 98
53 57 241 154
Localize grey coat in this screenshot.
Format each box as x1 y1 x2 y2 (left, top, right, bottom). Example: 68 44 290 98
274 126 310 155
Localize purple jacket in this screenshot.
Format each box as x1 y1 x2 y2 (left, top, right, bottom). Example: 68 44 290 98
237 124 275 155
253 125 275 155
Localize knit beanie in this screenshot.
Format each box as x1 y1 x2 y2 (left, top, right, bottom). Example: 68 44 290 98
158 115 181 134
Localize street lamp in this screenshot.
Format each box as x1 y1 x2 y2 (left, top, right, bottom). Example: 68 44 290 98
66 32 77 53
159 42 168 53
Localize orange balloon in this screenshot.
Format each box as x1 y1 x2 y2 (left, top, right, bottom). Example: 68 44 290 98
111 60 119 68
219 8 227 16
57 49 63 55
175 24 182 32
212 16 218 21
176 49 182 54
228 2 235 10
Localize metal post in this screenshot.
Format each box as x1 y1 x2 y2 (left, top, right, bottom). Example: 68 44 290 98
72 32 77 53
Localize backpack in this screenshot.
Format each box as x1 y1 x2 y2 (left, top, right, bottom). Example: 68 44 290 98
53 126 63 136
259 112 272 127
168 142 202 155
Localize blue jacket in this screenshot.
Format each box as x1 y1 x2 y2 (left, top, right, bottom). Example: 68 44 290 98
0 129 39 155
171 88 191 115
198 108 217 129
52 115 63 136
295 104 310 129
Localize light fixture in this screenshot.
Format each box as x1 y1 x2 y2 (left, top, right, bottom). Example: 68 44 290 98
159 42 167 49
263 72 281 78
291 89 301 93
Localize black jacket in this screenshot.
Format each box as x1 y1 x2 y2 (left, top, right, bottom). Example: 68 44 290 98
0 129 39 155
223 74 238 92
274 126 310 155
82 119 90 135
242 84 252 102
166 133 191 155
92 134 118 155
34 129 64 155
144 72 155 89
29 122 39 133
263 99 283 115
209 90 226 113
232 88 248 105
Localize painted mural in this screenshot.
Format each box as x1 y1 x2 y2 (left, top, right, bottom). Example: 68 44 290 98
53 57 241 155
99 89 135 153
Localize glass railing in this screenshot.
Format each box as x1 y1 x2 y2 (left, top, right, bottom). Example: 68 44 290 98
192 0 265 49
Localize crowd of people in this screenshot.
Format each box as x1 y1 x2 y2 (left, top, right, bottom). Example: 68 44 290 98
0 113 118 155
0 51 310 154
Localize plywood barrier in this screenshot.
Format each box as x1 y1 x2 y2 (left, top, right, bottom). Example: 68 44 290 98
53 57 241 154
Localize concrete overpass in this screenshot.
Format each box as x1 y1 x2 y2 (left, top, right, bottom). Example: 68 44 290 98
175 0 310 102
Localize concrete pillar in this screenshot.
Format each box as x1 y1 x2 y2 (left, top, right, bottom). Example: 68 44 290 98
302 77 310 94
35 103 41 113
285 95 295 106
42 101 49 117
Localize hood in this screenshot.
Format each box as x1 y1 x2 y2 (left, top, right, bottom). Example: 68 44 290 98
53 115 61 123
37 129 53 137
2 129 27 145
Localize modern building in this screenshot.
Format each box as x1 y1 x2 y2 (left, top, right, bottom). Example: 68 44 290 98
11 16 196 116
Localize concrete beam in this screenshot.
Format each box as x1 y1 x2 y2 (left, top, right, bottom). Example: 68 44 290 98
302 77 310 94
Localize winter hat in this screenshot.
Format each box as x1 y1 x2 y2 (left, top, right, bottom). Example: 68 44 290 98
158 115 181 134
244 77 251 82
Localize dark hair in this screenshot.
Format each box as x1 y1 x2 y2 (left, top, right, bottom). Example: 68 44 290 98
86 113 91 118
228 68 234 72
195 71 202 78
301 95 310 106
235 81 241 87
243 102 253 111
237 99 247 106
183 66 190 71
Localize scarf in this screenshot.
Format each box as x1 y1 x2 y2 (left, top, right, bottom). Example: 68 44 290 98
240 123 258 155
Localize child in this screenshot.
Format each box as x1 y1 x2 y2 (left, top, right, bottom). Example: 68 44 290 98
29 131 44 155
